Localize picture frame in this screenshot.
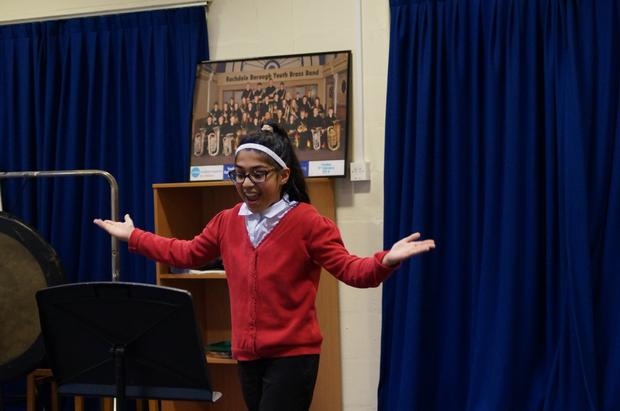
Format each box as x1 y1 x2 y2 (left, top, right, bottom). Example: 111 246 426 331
188 50 351 181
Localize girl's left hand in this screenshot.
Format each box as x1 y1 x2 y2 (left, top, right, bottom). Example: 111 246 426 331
382 232 435 266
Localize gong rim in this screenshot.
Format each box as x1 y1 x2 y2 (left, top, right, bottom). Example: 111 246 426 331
0 211 65 383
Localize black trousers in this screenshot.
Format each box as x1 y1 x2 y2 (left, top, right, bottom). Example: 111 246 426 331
237 354 320 411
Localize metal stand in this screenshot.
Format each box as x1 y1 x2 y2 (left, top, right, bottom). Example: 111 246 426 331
112 346 127 411
36 282 221 406
0 169 120 281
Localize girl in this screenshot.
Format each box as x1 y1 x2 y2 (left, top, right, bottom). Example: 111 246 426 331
93 122 435 411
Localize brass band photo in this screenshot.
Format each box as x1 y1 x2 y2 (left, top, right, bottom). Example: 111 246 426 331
190 51 350 178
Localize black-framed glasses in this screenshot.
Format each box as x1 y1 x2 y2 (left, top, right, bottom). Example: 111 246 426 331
228 168 276 184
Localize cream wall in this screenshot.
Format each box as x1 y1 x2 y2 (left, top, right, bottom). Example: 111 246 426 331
0 1 391 410
209 3 390 410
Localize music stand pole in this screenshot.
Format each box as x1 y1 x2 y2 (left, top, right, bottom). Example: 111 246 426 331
112 346 127 411
0 169 120 281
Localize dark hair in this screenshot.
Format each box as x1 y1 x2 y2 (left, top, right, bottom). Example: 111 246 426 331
236 121 310 203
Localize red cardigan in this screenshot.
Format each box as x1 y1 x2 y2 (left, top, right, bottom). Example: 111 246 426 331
129 202 395 360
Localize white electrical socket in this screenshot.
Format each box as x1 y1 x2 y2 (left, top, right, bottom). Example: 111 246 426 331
350 161 371 181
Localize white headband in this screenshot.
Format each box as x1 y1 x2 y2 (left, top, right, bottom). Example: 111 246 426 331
235 143 288 169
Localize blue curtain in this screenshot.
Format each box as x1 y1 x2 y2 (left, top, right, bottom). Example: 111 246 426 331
0 7 208 285
0 6 208 410
380 0 619 410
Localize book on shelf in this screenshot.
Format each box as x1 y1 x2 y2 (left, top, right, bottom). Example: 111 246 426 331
205 340 232 359
171 257 225 274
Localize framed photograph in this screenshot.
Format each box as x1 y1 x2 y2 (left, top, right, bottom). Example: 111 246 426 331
188 50 351 181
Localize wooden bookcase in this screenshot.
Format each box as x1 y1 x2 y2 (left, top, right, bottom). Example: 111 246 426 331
152 178 343 411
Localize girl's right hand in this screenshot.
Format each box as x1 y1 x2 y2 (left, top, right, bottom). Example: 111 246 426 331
93 213 135 242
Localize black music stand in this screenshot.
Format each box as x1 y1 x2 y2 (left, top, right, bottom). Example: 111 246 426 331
35 282 221 410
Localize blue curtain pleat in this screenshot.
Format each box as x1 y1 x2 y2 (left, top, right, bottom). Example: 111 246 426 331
0 10 208 408
0 7 208 285
381 0 620 410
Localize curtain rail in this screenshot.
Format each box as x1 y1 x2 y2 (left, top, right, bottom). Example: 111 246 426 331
0 1 209 26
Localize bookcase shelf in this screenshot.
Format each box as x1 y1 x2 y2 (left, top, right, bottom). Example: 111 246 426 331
159 273 227 280
152 178 342 411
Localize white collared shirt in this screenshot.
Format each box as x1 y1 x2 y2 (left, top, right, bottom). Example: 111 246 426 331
238 194 298 247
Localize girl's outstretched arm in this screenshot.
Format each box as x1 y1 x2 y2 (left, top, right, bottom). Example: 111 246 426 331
93 213 135 242
382 232 435 267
